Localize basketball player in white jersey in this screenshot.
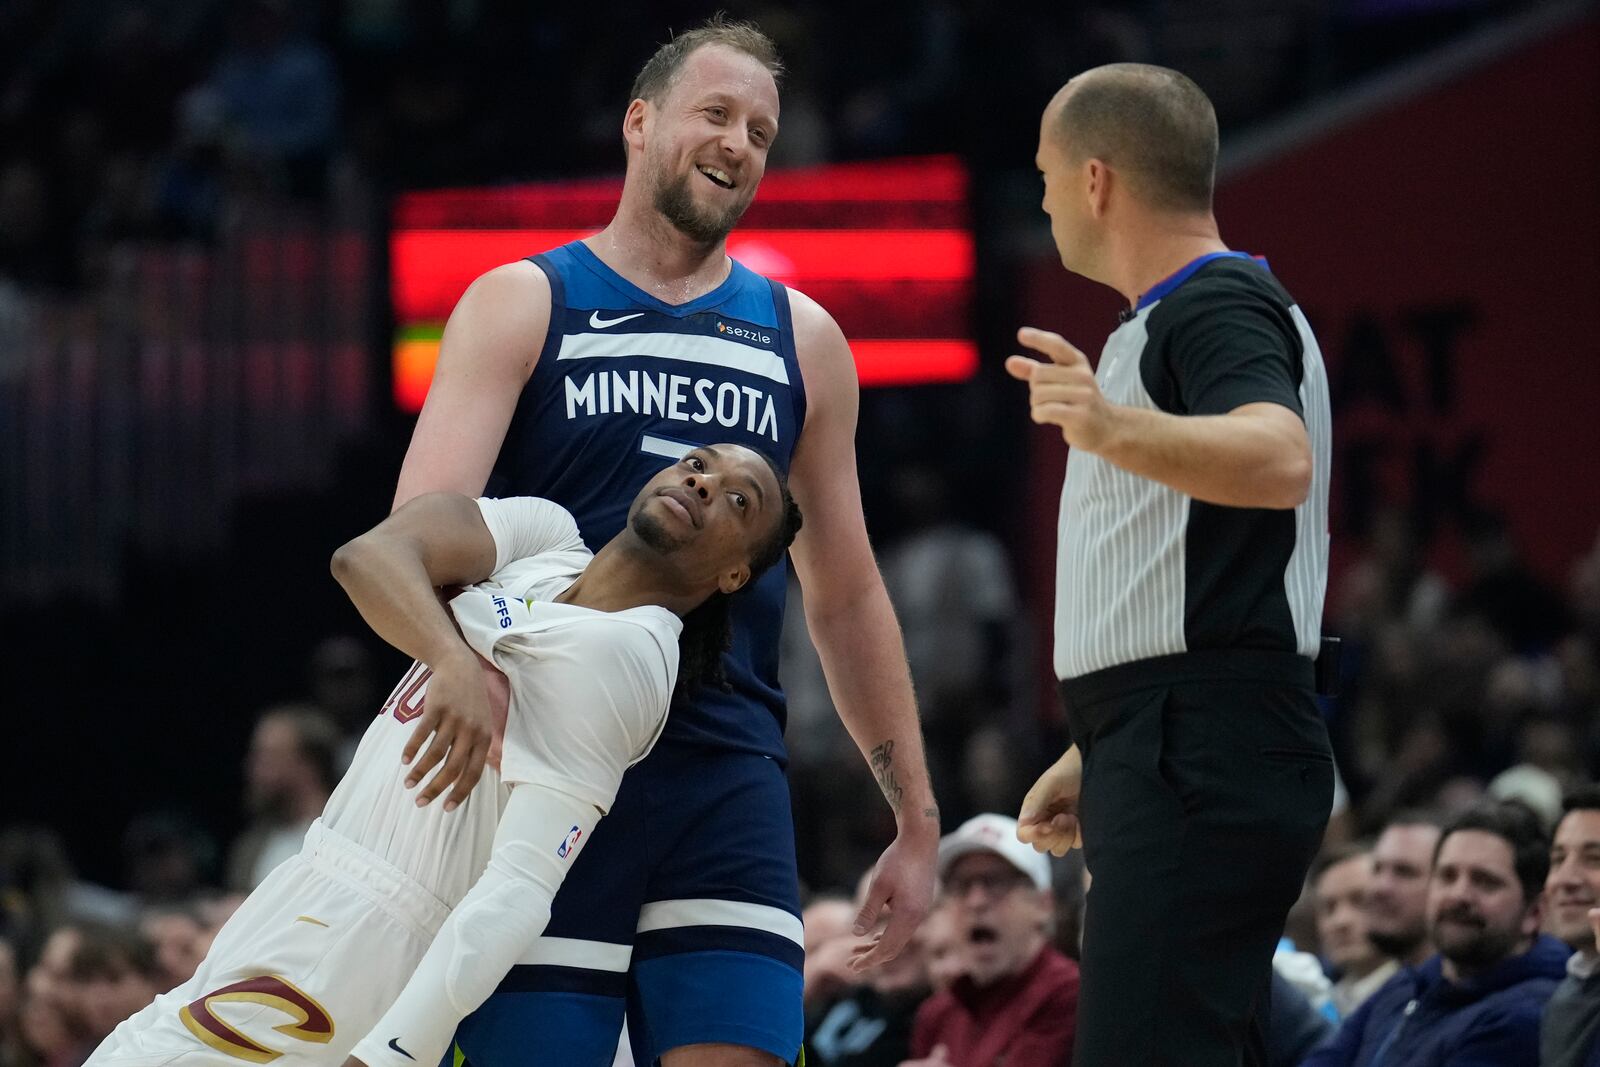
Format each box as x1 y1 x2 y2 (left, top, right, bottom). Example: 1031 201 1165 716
83 444 802 1067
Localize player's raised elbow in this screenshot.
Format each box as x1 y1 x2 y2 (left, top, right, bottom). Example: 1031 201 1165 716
330 533 386 590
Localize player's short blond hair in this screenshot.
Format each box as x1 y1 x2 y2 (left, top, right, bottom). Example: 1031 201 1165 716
629 14 784 106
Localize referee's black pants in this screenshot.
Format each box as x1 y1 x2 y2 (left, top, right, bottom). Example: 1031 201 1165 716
1060 650 1333 1067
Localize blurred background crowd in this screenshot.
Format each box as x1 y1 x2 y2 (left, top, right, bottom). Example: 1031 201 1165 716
3 0 1598 1064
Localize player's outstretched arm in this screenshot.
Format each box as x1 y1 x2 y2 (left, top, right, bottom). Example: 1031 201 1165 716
332 492 502 810
392 260 551 510
785 290 939 971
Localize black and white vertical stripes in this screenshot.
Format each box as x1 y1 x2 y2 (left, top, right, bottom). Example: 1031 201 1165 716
1052 261 1332 681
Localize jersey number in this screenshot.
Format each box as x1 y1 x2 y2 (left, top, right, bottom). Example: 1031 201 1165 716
379 661 433 724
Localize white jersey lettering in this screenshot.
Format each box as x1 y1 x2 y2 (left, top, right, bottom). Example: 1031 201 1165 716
668 374 690 421
692 379 715 424
564 375 597 418
715 382 740 428
562 371 782 442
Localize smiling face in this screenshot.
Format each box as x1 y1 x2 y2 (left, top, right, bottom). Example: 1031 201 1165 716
630 44 778 246
627 444 784 595
1428 829 1541 975
1546 808 1600 952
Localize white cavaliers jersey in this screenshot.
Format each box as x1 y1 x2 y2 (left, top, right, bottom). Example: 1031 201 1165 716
86 498 682 1067
449 499 681 811
321 497 681 906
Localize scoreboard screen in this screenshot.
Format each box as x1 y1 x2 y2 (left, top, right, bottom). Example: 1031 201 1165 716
389 155 975 412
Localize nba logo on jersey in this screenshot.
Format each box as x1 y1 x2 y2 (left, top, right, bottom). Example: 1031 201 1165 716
556 825 583 860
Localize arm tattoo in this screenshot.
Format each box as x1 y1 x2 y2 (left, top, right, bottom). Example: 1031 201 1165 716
869 740 904 813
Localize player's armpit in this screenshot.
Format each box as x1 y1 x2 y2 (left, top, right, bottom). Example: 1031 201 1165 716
393 260 552 510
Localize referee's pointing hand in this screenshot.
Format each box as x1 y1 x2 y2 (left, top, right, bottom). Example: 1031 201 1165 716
1005 327 1117 453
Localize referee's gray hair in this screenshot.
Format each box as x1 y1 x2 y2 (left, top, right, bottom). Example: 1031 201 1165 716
1052 63 1218 214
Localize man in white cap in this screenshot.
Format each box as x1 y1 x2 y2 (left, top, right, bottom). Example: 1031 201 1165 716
900 814 1079 1066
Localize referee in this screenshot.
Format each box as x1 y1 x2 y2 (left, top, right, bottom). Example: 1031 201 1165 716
1008 65 1334 1066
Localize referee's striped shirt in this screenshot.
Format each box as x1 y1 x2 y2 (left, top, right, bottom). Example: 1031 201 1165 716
1054 252 1332 681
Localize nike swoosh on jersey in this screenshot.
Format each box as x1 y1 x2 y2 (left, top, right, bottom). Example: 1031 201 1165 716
589 311 645 329
294 916 330 927
388 1038 416 1060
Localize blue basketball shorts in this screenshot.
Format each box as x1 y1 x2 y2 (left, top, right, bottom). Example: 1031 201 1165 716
449 739 805 1066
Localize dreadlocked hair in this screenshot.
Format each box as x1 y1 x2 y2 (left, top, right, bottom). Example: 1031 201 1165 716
672 450 804 704
675 592 735 703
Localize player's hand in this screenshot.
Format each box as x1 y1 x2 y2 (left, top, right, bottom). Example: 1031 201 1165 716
898 1045 953 1066
1004 326 1118 453
849 825 937 972
1017 745 1084 856
401 648 493 811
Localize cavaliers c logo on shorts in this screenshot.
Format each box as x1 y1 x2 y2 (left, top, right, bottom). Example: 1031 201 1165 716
178 975 335 1063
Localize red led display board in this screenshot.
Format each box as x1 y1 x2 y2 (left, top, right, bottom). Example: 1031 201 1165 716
389 156 975 412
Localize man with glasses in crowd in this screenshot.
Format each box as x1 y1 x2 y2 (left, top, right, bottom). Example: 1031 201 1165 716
900 815 1078 1066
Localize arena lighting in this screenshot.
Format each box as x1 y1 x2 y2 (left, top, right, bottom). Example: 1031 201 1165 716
389 155 976 412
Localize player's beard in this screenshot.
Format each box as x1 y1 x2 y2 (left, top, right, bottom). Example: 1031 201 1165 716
631 506 690 554
654 167 749 246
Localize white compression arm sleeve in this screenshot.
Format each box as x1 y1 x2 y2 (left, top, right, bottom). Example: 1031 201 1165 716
348 783 602 1067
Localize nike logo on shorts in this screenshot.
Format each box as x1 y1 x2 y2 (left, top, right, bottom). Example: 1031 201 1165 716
589 311 644 329
388 1037 416 1060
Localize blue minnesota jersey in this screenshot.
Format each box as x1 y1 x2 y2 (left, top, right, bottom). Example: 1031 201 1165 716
484 240 806 760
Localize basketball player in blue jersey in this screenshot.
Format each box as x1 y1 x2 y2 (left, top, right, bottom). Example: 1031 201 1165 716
389 16 938 1067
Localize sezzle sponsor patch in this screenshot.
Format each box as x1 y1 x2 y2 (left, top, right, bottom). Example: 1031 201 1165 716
716 320 773 346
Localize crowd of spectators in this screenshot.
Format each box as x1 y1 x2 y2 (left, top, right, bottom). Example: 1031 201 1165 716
1329 510 1600 836
794 790 1600 1065
0 0 1538 300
